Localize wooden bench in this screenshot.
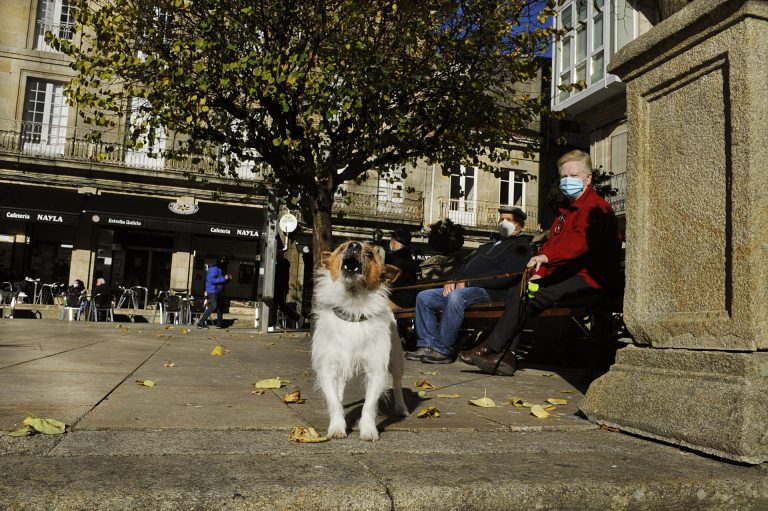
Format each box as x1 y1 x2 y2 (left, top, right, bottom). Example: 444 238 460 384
392 288 626 351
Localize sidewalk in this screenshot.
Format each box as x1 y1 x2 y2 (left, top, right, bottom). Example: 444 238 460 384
0 319 765 510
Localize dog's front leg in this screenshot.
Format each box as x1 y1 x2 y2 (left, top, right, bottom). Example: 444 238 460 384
318 372 347 438
359 374 385 441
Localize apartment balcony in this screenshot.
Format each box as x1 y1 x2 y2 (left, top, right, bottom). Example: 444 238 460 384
333 185 423 225
437 197 539 232
0 119 265 182
607 172 627 216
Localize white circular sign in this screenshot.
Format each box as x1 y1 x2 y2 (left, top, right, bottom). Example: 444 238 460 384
278 213 298 233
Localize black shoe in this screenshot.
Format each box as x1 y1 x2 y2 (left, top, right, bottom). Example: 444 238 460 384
420 348 452 364
196 323 209 329
470 349 517 376
458 342 494 366
405 347 431 361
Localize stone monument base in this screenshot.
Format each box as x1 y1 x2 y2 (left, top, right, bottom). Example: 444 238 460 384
581 345 768 464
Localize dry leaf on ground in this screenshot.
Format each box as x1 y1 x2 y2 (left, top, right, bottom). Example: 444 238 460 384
289 427 329 443
435 393 461 399
21 416 67 435
420 371 439 376
546 398 569 405
560 389 579 393
254 378 288 389
282 390 306 404
417 407 440 418
210 345 226 356
509 396 525 407
530 405 551 419
8 426 33 437
417 390 427 398
180 328 190 335
136 379 156 387
164 361 175 368
415 379 435 390
468 397 496 408
251 390 265 395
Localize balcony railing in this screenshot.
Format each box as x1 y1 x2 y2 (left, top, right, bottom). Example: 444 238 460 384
0 119 265 181
607 172 627 216
437 197 539 232
334 185 423 224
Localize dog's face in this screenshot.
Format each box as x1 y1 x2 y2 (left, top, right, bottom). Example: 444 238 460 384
321 241 400 291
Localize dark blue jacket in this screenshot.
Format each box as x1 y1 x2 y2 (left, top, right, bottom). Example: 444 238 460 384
205 265 228 294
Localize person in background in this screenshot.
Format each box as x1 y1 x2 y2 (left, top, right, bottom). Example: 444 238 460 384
461 149 622 375
197 255 232 329
385 227 420 308
408 206 532 364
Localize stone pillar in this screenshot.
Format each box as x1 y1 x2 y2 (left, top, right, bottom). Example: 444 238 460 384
169 233 193 291
68 216 96 287
580 0 768 464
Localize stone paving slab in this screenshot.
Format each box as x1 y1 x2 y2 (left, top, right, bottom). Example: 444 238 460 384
1 319 766 510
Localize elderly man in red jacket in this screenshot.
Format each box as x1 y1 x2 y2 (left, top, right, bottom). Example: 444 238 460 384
460 149 622 375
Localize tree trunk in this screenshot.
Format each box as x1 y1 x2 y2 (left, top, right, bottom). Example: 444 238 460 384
310 182 334 269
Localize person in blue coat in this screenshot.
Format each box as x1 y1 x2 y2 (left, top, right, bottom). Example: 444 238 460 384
197 255 232 329
408 206 532 364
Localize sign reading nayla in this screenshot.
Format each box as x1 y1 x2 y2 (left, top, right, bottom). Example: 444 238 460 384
168 201 199 215
5 211 64 223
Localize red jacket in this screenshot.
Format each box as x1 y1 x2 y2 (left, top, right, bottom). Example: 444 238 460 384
537 185 622 291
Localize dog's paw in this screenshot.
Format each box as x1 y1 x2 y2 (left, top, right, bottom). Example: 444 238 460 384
359 427 380 442
327 423 348 439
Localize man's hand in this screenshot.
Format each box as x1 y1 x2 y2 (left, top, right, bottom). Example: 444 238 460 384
442 281 466 297
527 255 549 272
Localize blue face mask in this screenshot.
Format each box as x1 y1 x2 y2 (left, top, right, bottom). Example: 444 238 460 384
559 177 584 198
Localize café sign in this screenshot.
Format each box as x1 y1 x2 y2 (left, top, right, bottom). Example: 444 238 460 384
2 208 75 225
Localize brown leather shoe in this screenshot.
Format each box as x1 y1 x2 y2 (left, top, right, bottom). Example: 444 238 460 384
470 349 517 376
458 342 494 366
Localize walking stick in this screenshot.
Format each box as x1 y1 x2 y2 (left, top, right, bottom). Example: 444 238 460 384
491 266 537 375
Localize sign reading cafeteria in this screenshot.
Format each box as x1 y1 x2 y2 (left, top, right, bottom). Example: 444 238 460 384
1 208 78 225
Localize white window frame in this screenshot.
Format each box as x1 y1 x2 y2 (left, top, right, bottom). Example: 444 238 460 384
377 166 406 214
35 0 75 51
124 97 166 170
22 78 69 156
448 165 477 226
499 169 526 209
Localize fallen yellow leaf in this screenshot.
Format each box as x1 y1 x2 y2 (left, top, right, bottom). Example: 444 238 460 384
415 379 435 390
546 398 568 405
165 325 174 330
417 390 427 398
510 396 525 407
22 417 66 435
468 397 497 408
530 405 551 419
8 425 33 437
211 346 224 356
420 371 439 375
164 361 175 368
417 406 440 418
289 426 329 443
435 393 461 399
156 333 166 338
251 390 265 395
180 328 190 335
560 389 579 394
136 379 156 387
282 390 306 404
254 378 285 389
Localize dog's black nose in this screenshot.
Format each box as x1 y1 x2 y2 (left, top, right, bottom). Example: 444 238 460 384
348 242 362 252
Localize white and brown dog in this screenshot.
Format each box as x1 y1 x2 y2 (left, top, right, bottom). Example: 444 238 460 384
311 240 409 441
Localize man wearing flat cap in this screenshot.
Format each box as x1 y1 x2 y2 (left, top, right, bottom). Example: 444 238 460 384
385 227 420 308
408 206 532 364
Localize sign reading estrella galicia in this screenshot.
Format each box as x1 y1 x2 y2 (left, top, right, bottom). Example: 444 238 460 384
168 201 200 215
93 213 259 239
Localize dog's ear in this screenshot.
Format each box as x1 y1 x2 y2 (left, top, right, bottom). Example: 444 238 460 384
319 251 334 269
381 264 401 284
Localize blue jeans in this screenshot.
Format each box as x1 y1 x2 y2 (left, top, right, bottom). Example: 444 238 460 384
198 292 223 327
415 287 491 356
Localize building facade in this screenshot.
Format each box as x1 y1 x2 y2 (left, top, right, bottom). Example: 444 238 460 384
1 0 548 325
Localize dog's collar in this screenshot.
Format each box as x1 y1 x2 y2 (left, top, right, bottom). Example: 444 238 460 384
332 307 369 322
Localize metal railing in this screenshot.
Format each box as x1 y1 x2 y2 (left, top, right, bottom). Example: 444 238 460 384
0 119 265 181
437 197 539 232
334 185 423 224
607 172 627 216
35 21 75 53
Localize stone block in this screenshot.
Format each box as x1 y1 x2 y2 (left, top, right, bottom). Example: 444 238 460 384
581 345 768 463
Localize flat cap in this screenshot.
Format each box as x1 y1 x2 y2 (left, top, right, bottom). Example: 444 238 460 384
498 205 527 221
